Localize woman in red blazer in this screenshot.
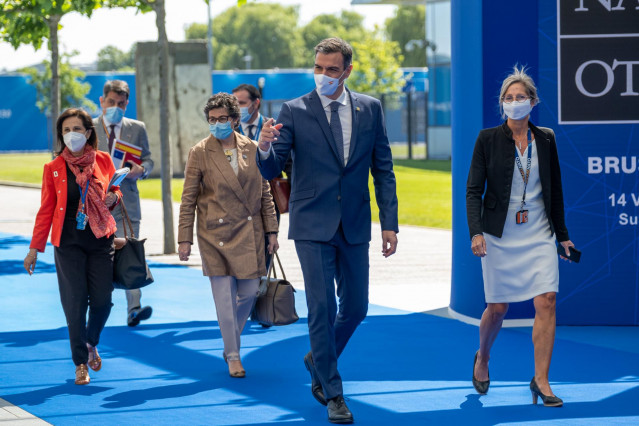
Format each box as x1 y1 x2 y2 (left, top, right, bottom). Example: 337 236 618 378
24 108 122 385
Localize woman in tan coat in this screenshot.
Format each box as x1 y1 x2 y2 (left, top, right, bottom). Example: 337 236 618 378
178 93 279 378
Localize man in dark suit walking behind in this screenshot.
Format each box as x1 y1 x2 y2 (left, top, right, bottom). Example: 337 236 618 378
93 80 154 327
257 38 398 424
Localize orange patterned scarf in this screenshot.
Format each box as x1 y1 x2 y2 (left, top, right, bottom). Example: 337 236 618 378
61 146 117 239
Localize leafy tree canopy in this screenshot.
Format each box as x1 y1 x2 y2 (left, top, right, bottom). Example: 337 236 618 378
385 5 426 68
20 52 96 114
208 3 304 70
349 29 406 98
0 0 103 49
96 44 136 71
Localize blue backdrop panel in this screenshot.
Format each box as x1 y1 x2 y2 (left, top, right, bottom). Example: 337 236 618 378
0 76 49 151
0 73 136 152
450 0 639 325
0 69 447 152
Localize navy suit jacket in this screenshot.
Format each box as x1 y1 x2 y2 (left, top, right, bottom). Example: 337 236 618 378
257 88 398 244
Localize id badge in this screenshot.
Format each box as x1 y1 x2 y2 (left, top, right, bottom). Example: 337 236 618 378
76 212 88 230
516 209 528 224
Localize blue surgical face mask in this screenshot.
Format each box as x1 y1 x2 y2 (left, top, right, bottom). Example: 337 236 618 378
104 106 125 124
240 106 252 123
209 122 234 139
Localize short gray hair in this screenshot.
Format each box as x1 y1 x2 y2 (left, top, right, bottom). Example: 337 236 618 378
499 65 539 118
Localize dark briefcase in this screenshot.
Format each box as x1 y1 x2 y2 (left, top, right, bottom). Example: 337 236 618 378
254 252 298 326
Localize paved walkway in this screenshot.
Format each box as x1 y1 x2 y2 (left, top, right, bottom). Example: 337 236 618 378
0 184 452 313
0 183 452 424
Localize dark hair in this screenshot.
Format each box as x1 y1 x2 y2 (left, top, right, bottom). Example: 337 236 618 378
103 79 130 100
55 108 98 155
203 93 241 121
232 83 261 101
314 37 353 69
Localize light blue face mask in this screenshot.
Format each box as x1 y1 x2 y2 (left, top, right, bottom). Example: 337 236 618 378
105 106 125 124
209 122 234 139
240 106 252 123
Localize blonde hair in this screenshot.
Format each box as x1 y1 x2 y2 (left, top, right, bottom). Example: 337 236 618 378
499 65 539 118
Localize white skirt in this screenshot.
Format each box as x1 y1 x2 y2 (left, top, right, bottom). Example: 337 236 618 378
481 198 559 303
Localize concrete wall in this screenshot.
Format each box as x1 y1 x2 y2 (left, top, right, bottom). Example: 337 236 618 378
136 41 211 178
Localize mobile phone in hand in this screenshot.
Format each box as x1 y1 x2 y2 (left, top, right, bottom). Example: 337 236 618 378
557 245 581 263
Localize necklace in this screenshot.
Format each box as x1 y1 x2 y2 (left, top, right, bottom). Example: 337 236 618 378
224 148 234 162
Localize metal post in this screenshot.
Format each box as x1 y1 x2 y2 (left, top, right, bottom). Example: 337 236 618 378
207 0 214 93
407 91 413 160
424 86 429 160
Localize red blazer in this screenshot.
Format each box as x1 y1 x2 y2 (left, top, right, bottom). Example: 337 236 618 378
30 151 121 252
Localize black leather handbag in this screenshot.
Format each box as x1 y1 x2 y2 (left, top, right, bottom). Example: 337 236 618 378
253 252 298 326
112 200 154 290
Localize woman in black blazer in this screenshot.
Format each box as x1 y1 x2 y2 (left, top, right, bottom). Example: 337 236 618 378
466 66 575 407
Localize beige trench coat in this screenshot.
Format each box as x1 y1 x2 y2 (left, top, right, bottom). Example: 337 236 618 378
178 132 279 278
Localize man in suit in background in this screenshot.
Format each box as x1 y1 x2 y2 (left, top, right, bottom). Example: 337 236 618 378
93 80 154 327
257 38 398 424
232 83 265 142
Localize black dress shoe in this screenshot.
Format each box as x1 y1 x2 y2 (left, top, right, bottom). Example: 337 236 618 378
127 306 153 327
472 350 490 395
530 377 563 407
304 351 327 406
327 395 353 424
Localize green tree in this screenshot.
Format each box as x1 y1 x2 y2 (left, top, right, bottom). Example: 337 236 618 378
385 5 426 67
349 30 406 98
21 52 97 115
96 44 136 71
185 3 304 69
0 0 103 141
184 22 206 40
299 11 369 65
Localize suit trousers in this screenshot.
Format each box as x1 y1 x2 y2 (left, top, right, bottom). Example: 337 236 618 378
209 276 259 361
114 219 142 312
54 218 114 366
295 225 370 400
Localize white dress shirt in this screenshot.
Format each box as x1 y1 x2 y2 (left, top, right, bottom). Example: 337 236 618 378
240 113 261 139
103 115 123 140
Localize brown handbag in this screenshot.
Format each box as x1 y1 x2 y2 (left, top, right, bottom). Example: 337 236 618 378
269 177 291 213
253 252 299 326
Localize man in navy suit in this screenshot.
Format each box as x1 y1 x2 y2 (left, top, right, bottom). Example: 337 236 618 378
257 38 398 424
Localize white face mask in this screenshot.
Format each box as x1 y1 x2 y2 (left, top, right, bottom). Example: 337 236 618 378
503 99 533 120
63 132 88 152
314 71 345 97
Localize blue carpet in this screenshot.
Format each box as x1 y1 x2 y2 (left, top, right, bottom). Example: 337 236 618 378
1 233 639 425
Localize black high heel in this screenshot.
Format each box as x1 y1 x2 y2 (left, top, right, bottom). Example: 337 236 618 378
530 377 563 407
472 350 490 394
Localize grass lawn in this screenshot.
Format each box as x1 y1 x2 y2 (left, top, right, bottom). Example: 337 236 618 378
0 153 452 229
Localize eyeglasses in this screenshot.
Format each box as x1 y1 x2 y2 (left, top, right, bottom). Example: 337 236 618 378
208 115 231 124
502 95 530 104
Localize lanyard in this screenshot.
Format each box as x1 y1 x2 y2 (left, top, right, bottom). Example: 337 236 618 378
78 180 90 213
515 141 532 211
239 114 263 141
102 120 114 139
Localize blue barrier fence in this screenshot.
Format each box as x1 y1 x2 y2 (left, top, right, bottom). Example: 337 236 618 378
0 68 450 152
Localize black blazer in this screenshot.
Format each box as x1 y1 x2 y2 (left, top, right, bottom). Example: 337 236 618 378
466 121 570 242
